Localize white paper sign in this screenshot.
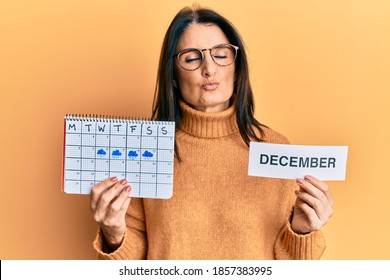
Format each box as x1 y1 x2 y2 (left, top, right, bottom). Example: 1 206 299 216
248 142 348 180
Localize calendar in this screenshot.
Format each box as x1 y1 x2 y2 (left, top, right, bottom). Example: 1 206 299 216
62 115 175 199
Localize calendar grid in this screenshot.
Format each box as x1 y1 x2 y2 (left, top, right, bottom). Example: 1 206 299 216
124 120 128 195
79 126 83 194
107 121 111 189
138 123 143 197
94 122 97 188
63 116 175 199
155 125 159 197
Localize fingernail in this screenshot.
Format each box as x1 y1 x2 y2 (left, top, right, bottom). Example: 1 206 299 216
305 175 313 181
126 185 132 192
296 178 304 185
110 176 118 182
120 179 128 185
295 190 301 195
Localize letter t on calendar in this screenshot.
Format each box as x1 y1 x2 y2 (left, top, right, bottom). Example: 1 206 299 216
248 143 348 180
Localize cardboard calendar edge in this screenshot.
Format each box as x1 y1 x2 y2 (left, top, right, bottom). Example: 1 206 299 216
61 117 66 193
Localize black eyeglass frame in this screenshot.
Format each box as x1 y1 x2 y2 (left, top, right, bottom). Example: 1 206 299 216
174 43 239 71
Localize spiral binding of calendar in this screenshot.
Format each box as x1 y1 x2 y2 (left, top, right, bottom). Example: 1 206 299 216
65 114 174 125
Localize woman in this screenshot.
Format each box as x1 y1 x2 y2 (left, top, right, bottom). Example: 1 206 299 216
90 5 333 259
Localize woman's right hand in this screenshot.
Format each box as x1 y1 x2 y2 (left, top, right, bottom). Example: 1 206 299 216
90 177 132 251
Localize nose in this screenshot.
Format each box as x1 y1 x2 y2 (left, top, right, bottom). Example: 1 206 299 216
201 50 217 77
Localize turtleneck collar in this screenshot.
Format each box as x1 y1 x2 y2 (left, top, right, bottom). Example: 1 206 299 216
178 100 239 138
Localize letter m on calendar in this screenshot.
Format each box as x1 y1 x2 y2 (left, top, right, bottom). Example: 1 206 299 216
248 143 348 181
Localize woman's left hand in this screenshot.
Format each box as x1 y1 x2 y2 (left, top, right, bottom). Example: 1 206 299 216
291 175 334 234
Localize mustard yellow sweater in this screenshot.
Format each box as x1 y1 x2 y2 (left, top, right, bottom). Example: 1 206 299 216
93 101 326 259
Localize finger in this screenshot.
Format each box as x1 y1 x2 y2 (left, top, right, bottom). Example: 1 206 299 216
302 177 334 215
120 197 132 216
296 201 323 231
107 185 132 219
304 175 334 207
296 177 329 206
90 177 119 211
97 179 129 213
295 190 325 220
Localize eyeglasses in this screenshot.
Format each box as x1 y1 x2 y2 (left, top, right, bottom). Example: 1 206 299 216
175 43 239 71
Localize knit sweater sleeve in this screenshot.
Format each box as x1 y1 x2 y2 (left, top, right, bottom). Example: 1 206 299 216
274 211 326 259
93 198 148 259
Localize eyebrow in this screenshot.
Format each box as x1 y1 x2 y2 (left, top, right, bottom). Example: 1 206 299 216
176 43 230 53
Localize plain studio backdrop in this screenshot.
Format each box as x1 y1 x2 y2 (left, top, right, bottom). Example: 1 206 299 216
1 0 389 259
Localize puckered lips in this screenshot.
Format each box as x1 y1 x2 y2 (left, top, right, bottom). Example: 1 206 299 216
201 81 219 91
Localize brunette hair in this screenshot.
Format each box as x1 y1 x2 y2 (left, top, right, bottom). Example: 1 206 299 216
152 5 265 156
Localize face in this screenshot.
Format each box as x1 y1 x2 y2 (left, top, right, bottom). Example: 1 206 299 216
175 23 236 113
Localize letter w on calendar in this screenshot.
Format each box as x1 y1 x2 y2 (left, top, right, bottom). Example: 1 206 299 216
248 143 348 181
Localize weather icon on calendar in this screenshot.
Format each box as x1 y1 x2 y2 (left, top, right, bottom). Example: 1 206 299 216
97 149 107 157
142 150 154 159
128 150 139 160
111 149 122 158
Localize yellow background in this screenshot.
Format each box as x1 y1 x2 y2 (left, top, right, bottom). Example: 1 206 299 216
1 0 389 259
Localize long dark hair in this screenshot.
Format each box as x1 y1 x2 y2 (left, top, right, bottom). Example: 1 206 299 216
152 5 265 156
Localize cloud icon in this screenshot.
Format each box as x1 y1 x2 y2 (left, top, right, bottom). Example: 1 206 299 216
97 149 107 157
112 149 122 158
142 150 154 158
128 150 138 158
